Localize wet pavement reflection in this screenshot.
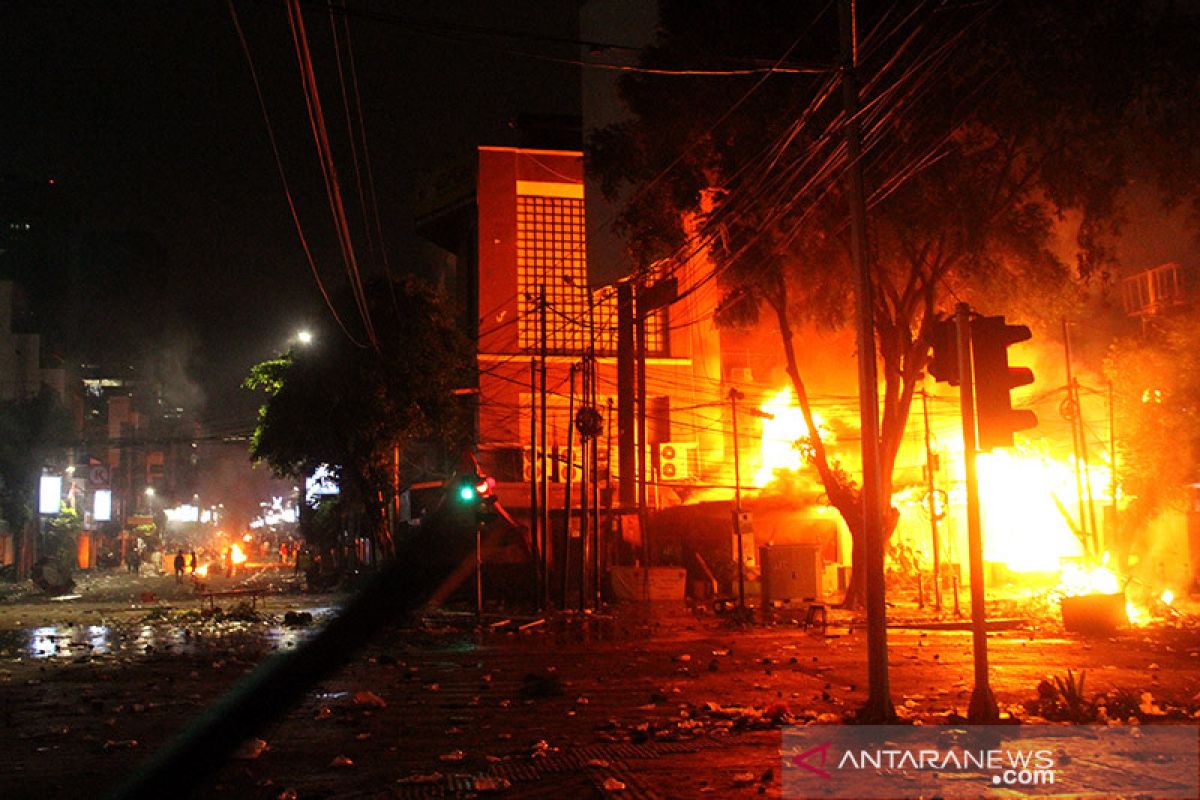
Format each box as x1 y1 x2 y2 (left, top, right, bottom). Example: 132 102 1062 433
0 606 339 662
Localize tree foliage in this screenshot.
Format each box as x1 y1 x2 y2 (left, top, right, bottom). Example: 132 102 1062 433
1105 315 1200 545
244 275 473 553
590 0 1200 606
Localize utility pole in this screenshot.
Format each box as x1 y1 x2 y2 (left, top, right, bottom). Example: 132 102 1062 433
1062 319 1090 551
590 294 602 609
729 389 773 616
730 388 747 614
1108 379 1117 552
955 303 999 723
617 282 636 512
635 286 649 564
839 0 893 722
579 351 591 611
562 363 577 609
539 287 550 610
529 358 540 606
920 389 942 613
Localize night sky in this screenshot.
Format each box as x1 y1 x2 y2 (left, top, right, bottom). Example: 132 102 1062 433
0 1 583 425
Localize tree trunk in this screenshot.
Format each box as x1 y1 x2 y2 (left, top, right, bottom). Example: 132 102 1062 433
768 284 868 607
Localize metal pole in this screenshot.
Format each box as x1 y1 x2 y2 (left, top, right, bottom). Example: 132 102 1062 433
591 353 602 609
1063 319 1089 551
921 389 942 613
956 302 998 723
529 358 540 604
475 523 483 620
1075 375 1100 555
539 287 549 611
562 364 577 609
579 354 591 611
635 290 649 564
730 388 746 613
839 0 892 722
1108 379 1117 554
590 294 602 609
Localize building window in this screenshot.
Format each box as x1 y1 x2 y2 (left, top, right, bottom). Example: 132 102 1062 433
516 192 666 355
517 195 589 353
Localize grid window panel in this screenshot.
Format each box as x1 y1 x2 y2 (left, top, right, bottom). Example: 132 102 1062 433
515 194 666 356
517 195 591 353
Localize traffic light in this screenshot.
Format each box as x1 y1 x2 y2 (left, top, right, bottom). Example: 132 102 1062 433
451 472 499 523
971 315 1037 450
927 317 960 385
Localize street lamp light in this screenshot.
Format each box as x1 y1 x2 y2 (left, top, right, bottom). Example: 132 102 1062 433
295 329 313 346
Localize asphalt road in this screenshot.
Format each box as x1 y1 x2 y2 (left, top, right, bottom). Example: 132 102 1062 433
0 570 1197 799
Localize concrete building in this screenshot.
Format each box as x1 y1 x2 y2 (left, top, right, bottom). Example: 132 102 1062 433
418 146 726 507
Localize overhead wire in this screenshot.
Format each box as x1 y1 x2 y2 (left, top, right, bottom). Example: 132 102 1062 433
224 0 366 348
286 0 378 348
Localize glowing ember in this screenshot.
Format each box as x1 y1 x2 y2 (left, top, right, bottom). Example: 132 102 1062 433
230 544 247 565
753 387 829 487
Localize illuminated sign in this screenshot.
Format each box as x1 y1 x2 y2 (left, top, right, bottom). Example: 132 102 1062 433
38 475 61 515
93 489 112 522
305 464 340 505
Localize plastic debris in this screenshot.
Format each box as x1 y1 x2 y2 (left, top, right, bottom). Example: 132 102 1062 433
329 754 353 768
396 772 444 785
233 738 269 760
352 690 388 708
438 750 466 762
602 777 627 791
473 776 511 793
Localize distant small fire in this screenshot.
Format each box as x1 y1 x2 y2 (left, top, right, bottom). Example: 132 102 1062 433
195 563 209 578
230 543 247 565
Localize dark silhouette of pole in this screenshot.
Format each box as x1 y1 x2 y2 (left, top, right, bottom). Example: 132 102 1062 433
617 282 635 510
839 0 893 722
562 363 577 609
635 287 649 564
539 287 550 610
1108 379 1117 550
921 389 942 613
956 302 999 723
730 388 747 613
579 353 591 610
1063 319 1090 552
589 292 602 608
529 357 540 604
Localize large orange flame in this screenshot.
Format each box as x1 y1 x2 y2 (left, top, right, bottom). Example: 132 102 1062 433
753 387 831 487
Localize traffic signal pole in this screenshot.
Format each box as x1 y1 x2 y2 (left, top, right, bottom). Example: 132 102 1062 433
954 303 999 723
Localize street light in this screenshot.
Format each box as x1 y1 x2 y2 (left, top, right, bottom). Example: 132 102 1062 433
295 329 313 346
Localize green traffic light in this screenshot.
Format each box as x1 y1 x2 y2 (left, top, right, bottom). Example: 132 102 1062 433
458 484 478 502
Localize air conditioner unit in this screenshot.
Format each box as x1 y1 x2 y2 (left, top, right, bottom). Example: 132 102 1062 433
657 441 697 482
